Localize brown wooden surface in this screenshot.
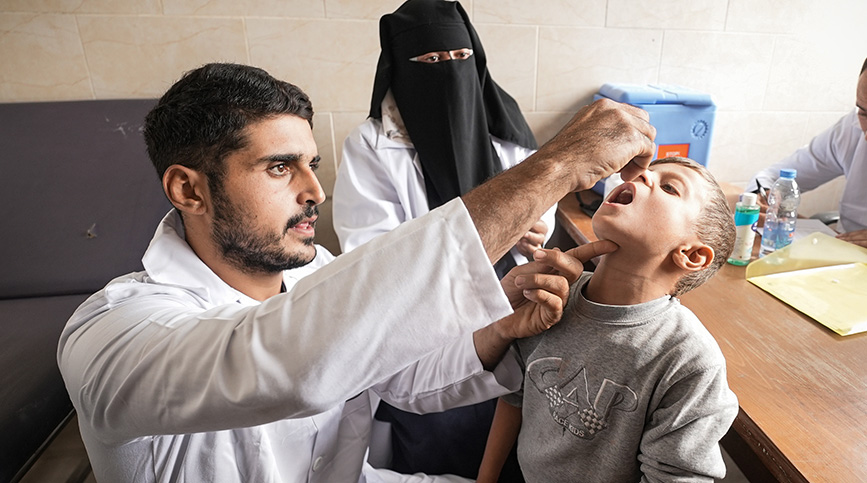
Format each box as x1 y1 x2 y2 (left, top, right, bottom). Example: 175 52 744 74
555 189 867 483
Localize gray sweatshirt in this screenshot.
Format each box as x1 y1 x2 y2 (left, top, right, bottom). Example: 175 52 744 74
504 273 739 482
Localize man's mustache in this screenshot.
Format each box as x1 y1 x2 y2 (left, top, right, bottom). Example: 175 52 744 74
284 205 319 233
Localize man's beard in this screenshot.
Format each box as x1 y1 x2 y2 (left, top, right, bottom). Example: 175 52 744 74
210 188 317 275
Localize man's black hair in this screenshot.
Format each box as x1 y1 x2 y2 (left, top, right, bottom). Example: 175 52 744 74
144 63 314 184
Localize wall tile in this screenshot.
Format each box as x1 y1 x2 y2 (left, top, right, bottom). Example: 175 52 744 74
332 111 369 166
524 111 575 145
1 0 161 14
536 27 662 112
316 198 342 255
474 24 536 112
709 110 808 184
725 0 808 33
804 111 851 145
247 18 380 112
474 0 605 27
312 112 337 198
764 36 860 112
659 31 774 111
607 0 726 30
78 16 248 98
0 13 92 101
163 0 324 17
325 0 406 19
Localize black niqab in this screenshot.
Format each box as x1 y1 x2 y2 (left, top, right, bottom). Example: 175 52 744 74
370 0 538 210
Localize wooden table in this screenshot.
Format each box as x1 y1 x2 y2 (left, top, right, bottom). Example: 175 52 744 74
555 191 867 483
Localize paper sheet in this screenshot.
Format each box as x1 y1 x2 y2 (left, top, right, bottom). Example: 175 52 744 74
746 233 867 336
748 263 867 336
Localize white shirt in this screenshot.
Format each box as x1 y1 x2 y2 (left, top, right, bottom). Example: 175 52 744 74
333 117 557 260
748 109 867 233
57 200 520 483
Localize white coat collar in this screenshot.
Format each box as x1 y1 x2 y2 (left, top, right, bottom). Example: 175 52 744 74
141 210 333 306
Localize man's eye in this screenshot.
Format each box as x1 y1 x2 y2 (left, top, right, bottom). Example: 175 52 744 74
269 163 289 175
309 161 320 171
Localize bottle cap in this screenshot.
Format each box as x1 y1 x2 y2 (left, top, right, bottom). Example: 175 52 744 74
740 192 758 206
780 168 797 179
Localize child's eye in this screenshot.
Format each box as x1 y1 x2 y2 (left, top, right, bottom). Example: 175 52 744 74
661 183 679 195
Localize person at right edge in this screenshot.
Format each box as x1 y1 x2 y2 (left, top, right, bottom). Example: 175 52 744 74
748 57 867 248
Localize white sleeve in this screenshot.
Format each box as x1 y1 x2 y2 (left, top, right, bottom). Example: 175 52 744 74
333 123 410 253
60 199 512 442
747 111 852 193
372 333 522 414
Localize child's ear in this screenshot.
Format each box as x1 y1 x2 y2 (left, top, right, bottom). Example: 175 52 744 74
163 165 209 215
672 243 714 272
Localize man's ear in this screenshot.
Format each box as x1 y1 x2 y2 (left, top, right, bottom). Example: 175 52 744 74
672 243 714 272
162 165 208 215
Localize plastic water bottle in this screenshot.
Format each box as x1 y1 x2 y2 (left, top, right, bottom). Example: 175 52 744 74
758 169 800 257
727 192 760 265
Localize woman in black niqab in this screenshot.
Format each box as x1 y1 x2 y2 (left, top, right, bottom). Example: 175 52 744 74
370 0 538 210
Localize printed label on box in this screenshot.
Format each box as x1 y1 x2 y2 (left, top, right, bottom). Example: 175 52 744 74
657 144 690 158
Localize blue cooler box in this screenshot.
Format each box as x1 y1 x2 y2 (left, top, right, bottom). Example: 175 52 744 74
592 83 716 194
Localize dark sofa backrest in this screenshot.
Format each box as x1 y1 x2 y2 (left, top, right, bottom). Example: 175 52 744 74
0 99 171 482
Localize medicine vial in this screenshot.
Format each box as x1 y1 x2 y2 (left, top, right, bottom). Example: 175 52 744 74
727 192 760 266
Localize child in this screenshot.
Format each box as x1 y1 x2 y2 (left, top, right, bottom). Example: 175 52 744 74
478 157 740 482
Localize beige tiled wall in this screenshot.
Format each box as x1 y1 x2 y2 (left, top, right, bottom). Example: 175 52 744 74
2 0 862 253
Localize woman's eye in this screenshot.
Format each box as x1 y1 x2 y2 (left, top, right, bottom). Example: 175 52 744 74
423 55 440 63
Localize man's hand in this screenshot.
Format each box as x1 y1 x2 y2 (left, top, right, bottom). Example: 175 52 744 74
515 220 548 259
474 240 618 371
837 229 867 248
463 98 655 267
532 98 657 191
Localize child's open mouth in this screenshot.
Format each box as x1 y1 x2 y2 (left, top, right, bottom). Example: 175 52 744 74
607 183 635 205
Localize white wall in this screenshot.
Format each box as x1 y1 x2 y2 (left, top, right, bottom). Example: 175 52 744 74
2 0 862 253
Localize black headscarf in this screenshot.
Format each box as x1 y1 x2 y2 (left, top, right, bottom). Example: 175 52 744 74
370 0 538 210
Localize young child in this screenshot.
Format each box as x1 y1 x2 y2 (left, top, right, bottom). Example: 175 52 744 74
477 157 740 482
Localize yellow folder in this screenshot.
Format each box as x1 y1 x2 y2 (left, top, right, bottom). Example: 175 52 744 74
746 233 867 336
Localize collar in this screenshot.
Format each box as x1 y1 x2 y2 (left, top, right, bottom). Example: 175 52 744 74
141 210 332 306
379 90 413 146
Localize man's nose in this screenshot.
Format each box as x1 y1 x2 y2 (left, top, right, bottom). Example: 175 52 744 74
297 169 326 206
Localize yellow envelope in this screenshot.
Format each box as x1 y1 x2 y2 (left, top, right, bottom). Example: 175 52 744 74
746 233 867 336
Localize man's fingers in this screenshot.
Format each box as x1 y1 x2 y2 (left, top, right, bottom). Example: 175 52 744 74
515 272 570 301
563 239 619 264
619 152 654 182
531 248 583 284
520 288 565 329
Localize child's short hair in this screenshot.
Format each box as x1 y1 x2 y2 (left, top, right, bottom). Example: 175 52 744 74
651 157 735 296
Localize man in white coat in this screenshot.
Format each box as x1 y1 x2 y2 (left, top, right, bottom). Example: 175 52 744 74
748 57 867 247
57 62 655 482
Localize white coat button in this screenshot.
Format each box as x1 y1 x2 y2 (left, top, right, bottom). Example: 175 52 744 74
312 456 323 471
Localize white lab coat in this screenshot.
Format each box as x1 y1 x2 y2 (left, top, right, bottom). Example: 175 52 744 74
748 109 867 233
57 200 521 483
333 118 557 260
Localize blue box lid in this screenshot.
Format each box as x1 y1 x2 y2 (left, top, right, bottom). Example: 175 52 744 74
598 83 714 106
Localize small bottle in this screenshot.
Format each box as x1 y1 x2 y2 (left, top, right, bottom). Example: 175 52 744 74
758 169 800 257
727 192 760 266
